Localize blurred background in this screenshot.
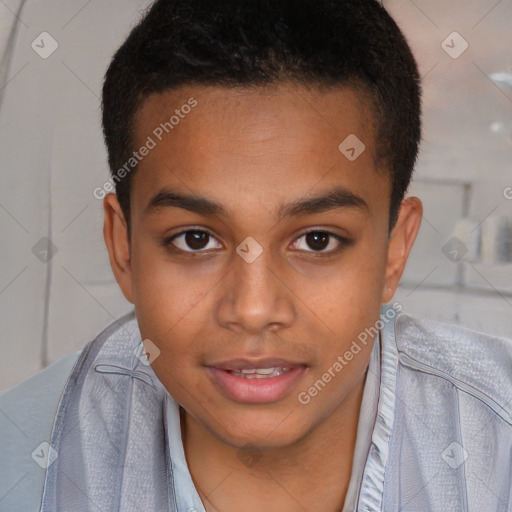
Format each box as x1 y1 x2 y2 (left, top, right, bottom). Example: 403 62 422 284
0 0 511 390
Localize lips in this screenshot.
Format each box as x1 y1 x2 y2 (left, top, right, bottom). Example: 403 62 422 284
206 358 306 403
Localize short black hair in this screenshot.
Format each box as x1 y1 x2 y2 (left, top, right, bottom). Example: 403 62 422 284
102 0 421 233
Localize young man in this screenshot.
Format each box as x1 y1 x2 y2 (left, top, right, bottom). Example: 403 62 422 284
1 0 511 511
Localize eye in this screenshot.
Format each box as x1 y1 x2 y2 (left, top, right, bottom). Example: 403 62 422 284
291 230 348 253
167 229 222 252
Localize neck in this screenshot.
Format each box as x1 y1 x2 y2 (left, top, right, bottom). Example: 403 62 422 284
181 371 368 512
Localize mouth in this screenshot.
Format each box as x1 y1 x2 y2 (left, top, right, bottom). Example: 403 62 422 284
206 359 307 403
228 367 293 379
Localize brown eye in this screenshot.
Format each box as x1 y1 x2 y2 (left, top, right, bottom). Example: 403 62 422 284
169 229 222 252
185 231 210 250
291 230 348 253
305 232 330 251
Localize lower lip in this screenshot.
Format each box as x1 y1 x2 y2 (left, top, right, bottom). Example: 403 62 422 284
207 366 306 403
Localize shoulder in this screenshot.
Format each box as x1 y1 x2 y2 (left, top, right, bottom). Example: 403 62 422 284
0 349 82 428
0 350 81 512
394 313 512 424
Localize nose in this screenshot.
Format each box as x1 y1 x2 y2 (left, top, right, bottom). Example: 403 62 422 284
216 249 296 334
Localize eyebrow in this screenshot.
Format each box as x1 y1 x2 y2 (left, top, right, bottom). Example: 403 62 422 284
145 190 224 216
277 187 369 219
145 186 369 218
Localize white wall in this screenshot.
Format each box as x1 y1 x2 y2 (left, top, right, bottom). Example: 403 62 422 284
0 0 511 391
388 0 512 337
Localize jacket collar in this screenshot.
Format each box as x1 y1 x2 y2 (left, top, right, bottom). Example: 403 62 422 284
41 306 398 511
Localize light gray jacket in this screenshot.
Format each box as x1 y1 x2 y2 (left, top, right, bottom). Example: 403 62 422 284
1 306 511 511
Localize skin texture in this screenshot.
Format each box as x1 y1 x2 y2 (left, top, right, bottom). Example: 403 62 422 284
103 82 422 511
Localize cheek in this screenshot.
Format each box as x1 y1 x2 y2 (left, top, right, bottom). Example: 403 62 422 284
130 240 214 334
306 240 387 320
128 240 221 388
344 229 388 302
298 238 387 373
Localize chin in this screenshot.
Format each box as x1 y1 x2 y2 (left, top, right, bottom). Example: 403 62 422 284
204 407 313 450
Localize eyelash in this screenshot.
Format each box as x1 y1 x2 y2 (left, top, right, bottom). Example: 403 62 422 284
291 230 351 257
161 228 352 257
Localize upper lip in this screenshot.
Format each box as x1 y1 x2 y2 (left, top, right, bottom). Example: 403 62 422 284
207 358 306 371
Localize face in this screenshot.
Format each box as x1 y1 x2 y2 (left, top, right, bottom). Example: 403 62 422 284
103 82 421 449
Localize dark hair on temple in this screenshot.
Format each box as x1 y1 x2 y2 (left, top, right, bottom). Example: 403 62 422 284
102 0 421 233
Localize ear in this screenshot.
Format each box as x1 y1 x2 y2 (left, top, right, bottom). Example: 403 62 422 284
382 196 423 303
103 193 134 304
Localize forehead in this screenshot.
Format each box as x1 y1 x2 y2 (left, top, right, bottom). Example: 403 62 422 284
130 82 389 219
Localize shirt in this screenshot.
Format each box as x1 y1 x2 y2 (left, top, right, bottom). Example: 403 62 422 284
166 314 381 512
1 304 511 511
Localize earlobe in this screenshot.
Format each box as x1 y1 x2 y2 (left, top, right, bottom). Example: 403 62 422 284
382 196 423 303
103 193 134 303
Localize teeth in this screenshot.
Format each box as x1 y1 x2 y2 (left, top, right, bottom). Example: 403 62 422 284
254 368 276 375
230 367 291 379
